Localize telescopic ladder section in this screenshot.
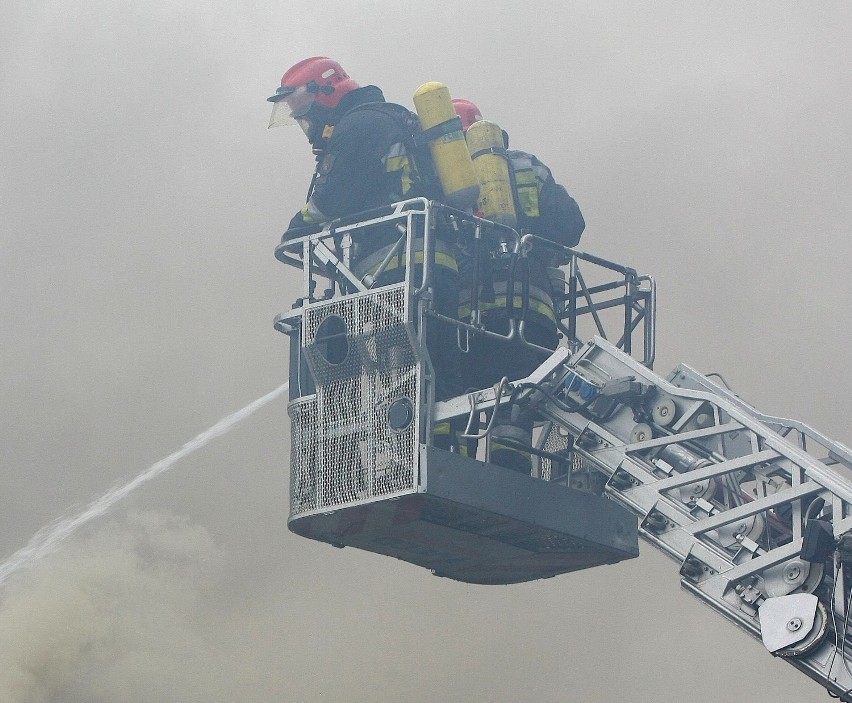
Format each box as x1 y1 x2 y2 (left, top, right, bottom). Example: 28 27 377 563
490 336 852 698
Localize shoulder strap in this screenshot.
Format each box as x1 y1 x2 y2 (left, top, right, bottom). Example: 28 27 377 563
347 102 442 199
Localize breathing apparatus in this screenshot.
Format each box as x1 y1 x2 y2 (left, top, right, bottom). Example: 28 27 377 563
412 82 480 211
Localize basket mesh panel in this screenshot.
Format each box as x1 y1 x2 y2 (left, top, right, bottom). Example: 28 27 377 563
540 425 574 481
289 397 319 514
290 286 419 516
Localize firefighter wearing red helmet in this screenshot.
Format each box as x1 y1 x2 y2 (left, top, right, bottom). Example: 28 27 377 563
452 98 586 473
269 56 445 248
269 57 463 446
451 98 483 132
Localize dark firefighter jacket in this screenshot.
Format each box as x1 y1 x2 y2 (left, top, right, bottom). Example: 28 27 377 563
508 149 585 254
509 149 584 318
285 86 422 245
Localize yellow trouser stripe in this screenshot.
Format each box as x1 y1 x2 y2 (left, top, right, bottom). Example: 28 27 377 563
458 295 556 322
363 249 459 276
491 441 533 466
384 250 458 273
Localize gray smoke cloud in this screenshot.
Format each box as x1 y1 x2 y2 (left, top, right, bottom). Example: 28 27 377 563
0 511 231 703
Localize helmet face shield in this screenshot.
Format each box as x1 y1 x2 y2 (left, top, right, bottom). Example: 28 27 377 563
268 57 359 130
268 85 317 129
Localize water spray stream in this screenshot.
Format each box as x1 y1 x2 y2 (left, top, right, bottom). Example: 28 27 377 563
0 382 289 588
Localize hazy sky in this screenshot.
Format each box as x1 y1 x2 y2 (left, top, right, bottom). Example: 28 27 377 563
2 1 851 701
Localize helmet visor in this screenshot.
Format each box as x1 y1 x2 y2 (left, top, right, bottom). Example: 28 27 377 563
267 85 317 129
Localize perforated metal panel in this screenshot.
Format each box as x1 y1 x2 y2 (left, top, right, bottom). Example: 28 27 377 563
538 423 574 481
289 285 420 517
288 396 318 514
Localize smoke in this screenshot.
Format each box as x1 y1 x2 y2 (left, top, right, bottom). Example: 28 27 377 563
0 511 228 703
0 507 394 703
0 509 311 703
0 385 290 703
0 383 288 589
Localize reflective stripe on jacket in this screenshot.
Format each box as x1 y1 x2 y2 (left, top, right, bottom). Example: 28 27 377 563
507 149 585 250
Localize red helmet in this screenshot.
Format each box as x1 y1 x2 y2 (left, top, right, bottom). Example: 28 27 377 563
452 98 483 132
268 57 359 128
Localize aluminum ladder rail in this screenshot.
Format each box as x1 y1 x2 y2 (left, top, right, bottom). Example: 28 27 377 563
525 336 852 699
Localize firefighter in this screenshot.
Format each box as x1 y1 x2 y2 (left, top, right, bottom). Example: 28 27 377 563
269 57 421 238
453 98 586 472
268 57 463 447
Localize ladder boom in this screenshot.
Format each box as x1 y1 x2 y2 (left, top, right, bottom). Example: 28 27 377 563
475 335 852 698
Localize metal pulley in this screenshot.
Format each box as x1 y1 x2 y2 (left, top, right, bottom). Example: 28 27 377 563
651 396 676 426
761 557 824 597
711 514 766 549
630 423 653 443
678 477 716 503
758 593 829 657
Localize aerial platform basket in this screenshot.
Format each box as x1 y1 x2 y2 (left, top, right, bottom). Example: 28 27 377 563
277 200 645 584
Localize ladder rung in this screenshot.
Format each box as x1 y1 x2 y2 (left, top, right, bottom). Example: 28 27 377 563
687 480 822 535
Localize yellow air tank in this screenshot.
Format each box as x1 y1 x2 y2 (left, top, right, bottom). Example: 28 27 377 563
413 82 479 211
465 120 517 228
